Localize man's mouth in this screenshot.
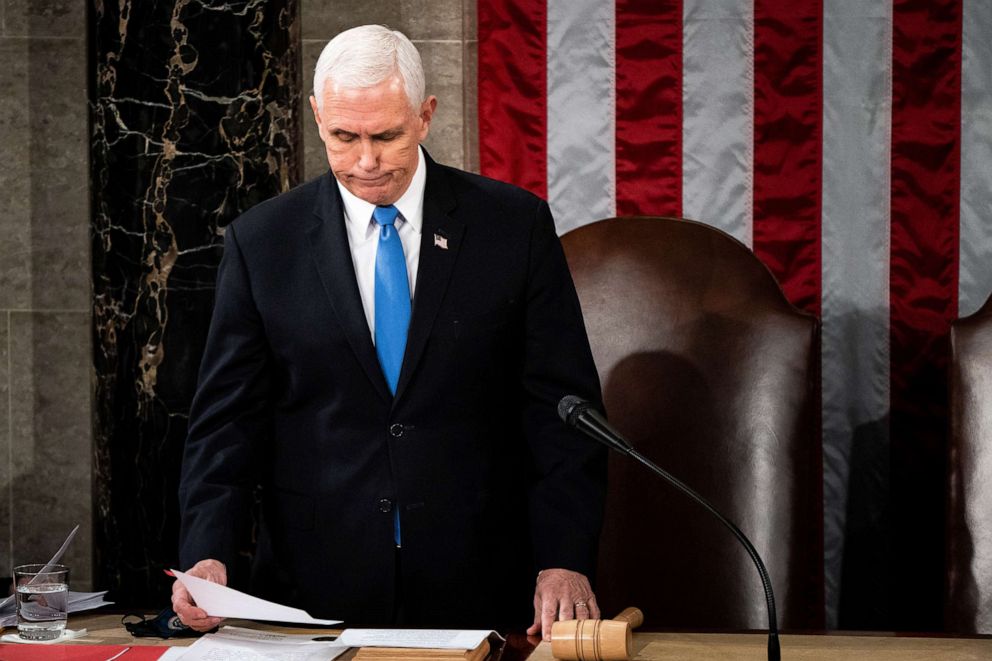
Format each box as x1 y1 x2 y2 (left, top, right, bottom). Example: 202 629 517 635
351 174 389 183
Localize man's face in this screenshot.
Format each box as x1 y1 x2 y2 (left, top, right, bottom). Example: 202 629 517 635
310 75 436 206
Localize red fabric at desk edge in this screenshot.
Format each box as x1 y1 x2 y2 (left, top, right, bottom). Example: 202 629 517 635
0 644 165 660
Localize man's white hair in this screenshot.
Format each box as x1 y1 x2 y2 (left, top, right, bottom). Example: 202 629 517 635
313 25 425 110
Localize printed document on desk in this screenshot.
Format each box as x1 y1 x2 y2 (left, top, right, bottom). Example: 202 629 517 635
158 627 348 661
171 569 341 626
338 629 496 649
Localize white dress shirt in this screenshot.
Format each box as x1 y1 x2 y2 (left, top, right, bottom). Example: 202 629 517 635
337 147 426 339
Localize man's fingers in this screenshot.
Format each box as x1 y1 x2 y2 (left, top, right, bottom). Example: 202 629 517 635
541 598 559 641
587 595 601 620
174 599 221 631
573 595 600 620
171 559 228 630
187 615 222 633
172 596 203 626
186 559 228 585
171 577 221 630
182 617 220 633
171 583 193 619
171 582 190 603
526 595 543 636
531 568 601 639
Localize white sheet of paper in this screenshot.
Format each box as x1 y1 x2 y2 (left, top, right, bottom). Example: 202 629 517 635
337 628 494 649
184 638 347 661
157 632 348 661
171 569 341 626
213 625 342 645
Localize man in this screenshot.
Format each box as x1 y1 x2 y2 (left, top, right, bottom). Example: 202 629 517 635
174 25 606 638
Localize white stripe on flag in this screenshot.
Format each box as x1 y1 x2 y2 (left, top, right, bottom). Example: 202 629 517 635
958 0 992 316
820 0 893 627
682 0 754 245
547 0 616 234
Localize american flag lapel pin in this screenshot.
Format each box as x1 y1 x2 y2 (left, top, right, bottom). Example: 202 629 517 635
433 232 448 250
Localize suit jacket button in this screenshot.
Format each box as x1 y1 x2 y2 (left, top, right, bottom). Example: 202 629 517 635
378 498 393 513
389 423 404 438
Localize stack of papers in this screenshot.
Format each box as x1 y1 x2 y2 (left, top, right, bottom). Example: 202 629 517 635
157 627 498 661
158 626 349 661
0 525 113 628
161 573 497 661
339 629 494 649
343 630 497 661
0 590 114 629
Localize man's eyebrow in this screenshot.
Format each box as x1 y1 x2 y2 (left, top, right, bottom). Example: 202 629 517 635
372 127 405 139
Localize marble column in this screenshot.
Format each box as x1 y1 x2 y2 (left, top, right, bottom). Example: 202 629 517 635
90 0 301 604
0 0 93 589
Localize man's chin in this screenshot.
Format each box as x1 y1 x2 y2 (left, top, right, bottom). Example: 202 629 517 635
345 180 396 206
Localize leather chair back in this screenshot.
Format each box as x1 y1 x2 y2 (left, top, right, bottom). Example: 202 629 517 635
561 217 823 630
947 294 992 634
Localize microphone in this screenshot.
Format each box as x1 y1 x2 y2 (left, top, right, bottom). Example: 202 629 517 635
557 395 634 455
558 395 781 661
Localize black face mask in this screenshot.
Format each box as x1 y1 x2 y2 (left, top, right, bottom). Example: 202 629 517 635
123 608 202 638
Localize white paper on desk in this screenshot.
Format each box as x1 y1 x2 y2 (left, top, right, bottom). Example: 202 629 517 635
213 625 342 644
159 632 348 661
1 590 112 627
171 569 341 626
337 628 496 649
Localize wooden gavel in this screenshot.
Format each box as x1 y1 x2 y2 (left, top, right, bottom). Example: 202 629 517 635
550 607 644 661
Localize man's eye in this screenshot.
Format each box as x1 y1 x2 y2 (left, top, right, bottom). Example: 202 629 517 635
376 133 399 142
334 132 356 143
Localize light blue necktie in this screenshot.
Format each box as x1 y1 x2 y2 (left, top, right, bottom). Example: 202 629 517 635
373 205 409 548
373 205 411 395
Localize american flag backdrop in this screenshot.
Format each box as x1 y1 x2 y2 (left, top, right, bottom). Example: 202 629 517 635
477 0 992 629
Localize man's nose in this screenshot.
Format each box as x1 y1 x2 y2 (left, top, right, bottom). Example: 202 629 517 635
358 139 379 171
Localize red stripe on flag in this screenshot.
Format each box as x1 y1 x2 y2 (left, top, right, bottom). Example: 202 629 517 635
889 0 962 630
615 0 682 217
752 0 823 315
478 0 547 198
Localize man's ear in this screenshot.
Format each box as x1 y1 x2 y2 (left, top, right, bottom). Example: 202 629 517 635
418 96 438 141
309 95 324 139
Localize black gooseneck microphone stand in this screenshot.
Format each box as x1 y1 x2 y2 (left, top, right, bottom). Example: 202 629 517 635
558 395 781 661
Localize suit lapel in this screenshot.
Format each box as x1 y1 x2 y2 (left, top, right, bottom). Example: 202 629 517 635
307 174 392 404
393 160 464 405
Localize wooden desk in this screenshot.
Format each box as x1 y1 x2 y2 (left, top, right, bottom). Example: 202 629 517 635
523 631 992 660
64 612 342 647
63 612 199 647
4 615 992 660
0 613 353 658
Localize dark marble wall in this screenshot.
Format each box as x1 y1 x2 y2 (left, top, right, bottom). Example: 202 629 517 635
2 0 479 605
90 0 301 605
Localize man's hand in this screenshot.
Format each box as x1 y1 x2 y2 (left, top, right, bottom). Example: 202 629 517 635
171 559 227 632
526 568 600 641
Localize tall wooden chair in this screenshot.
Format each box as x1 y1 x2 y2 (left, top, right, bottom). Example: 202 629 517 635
561 216 823 630
947 293 992 634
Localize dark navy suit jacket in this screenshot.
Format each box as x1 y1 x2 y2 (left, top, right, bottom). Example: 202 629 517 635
178 155 606 628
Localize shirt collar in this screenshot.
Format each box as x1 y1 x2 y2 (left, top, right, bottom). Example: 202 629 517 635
337 147 426 243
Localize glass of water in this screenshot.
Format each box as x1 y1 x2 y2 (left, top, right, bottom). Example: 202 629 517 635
14 564 69 641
